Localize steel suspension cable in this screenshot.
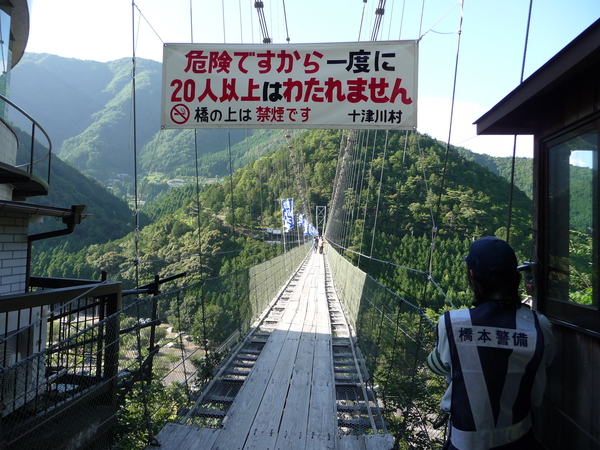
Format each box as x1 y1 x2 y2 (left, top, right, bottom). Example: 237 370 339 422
131 3 141 284
350 133 367 247
432 1 463 229
358 0 369 42
228 130 236 237
359 130 378 259
354 130 371 266
396 0 408 40
222 0 227 42
506 0 534 244
368 130 390 258
341 134 361 249
254 0 272 43
189 0 194 42
423 1 464 307
371 0 387 41
281 0 291 42
187 0 209 356
239 0 244 42
133 2 165 45
328 130 355 243
131 3 153 443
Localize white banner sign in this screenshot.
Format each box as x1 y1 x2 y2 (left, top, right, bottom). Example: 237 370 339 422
161 41 418 130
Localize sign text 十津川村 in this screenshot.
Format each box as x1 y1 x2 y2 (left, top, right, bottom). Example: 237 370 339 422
161 41 418 130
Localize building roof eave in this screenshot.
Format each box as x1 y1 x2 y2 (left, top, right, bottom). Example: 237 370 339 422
475 18 600 136
10 0 30 68
0 200 90 219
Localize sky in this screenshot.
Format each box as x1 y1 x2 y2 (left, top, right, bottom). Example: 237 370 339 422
26 0 600 158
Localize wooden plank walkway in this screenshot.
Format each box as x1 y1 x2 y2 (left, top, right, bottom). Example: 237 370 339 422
151 252 394 450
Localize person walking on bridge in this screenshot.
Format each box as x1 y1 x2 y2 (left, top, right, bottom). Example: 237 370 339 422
427 236 554 450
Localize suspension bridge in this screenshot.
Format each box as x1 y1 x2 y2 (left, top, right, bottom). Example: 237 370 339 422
151 250 395 449
0 0 537 448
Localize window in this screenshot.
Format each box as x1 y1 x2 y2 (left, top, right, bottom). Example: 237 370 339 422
542 118 600 333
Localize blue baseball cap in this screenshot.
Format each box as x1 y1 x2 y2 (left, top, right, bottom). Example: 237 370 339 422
462 236 518 277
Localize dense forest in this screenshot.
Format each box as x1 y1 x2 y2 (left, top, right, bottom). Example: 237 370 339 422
29 128 535 310
12 52 595 449
23 122 597 448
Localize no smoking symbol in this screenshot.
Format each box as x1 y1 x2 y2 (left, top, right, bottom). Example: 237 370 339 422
170 104 190 124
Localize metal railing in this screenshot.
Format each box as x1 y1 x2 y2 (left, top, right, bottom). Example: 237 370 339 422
0 281 121 449
326 246 447 448
0 241 445 449
111 242 312 448
0 93 52 185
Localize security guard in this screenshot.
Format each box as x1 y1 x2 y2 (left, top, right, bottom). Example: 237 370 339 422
427 236 554 450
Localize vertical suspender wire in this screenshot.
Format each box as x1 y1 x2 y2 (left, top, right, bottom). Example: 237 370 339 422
228 132 236 238
176 291 192 401
358 0 369 42
350 133 367 250
338 133 349 247
344 132 360 249
282 0 291 42
189 0 194 42
222 0 227 42
226 130 243 335
355 130 371 267
239 0 244 43
505 0 533 245
131 2 153 445
359 131 378 262
414 14 462 439
425 1 463 308
131 2 141 289
385 0 395 40
402 129 409 163
431 0 463 236
342 131 358 250
348 132 367 252
418 0 426 37
327 132 349 243
416 135 437 238
189 0 209 356
343 134 358 249
365 4 392 263
342 134 359 250
396 0 407 41
369 130 390 259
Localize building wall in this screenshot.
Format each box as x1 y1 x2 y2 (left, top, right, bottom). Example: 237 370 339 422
0 210 28 294
535 326 600 449
0 119 18 201
527 50 600 450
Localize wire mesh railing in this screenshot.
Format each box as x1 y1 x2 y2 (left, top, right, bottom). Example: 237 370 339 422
0 282 121 450
326 245 447 449
112 242 311 448
0 242 310 449
0 238 448 449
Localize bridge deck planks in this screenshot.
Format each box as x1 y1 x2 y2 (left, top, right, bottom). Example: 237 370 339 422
150 253 393 450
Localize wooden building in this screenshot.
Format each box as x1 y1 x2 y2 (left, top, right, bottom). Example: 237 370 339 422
475 18 600 449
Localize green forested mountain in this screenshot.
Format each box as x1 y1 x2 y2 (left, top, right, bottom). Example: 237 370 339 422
457 147 533 199
25 152 137 257
10 54 283 191
29 128 535 314
196 129 534 310
11 53 544 309
10 53 116 147
11 53 534 207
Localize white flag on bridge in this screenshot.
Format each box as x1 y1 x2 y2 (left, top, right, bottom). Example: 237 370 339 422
282 198 294 232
